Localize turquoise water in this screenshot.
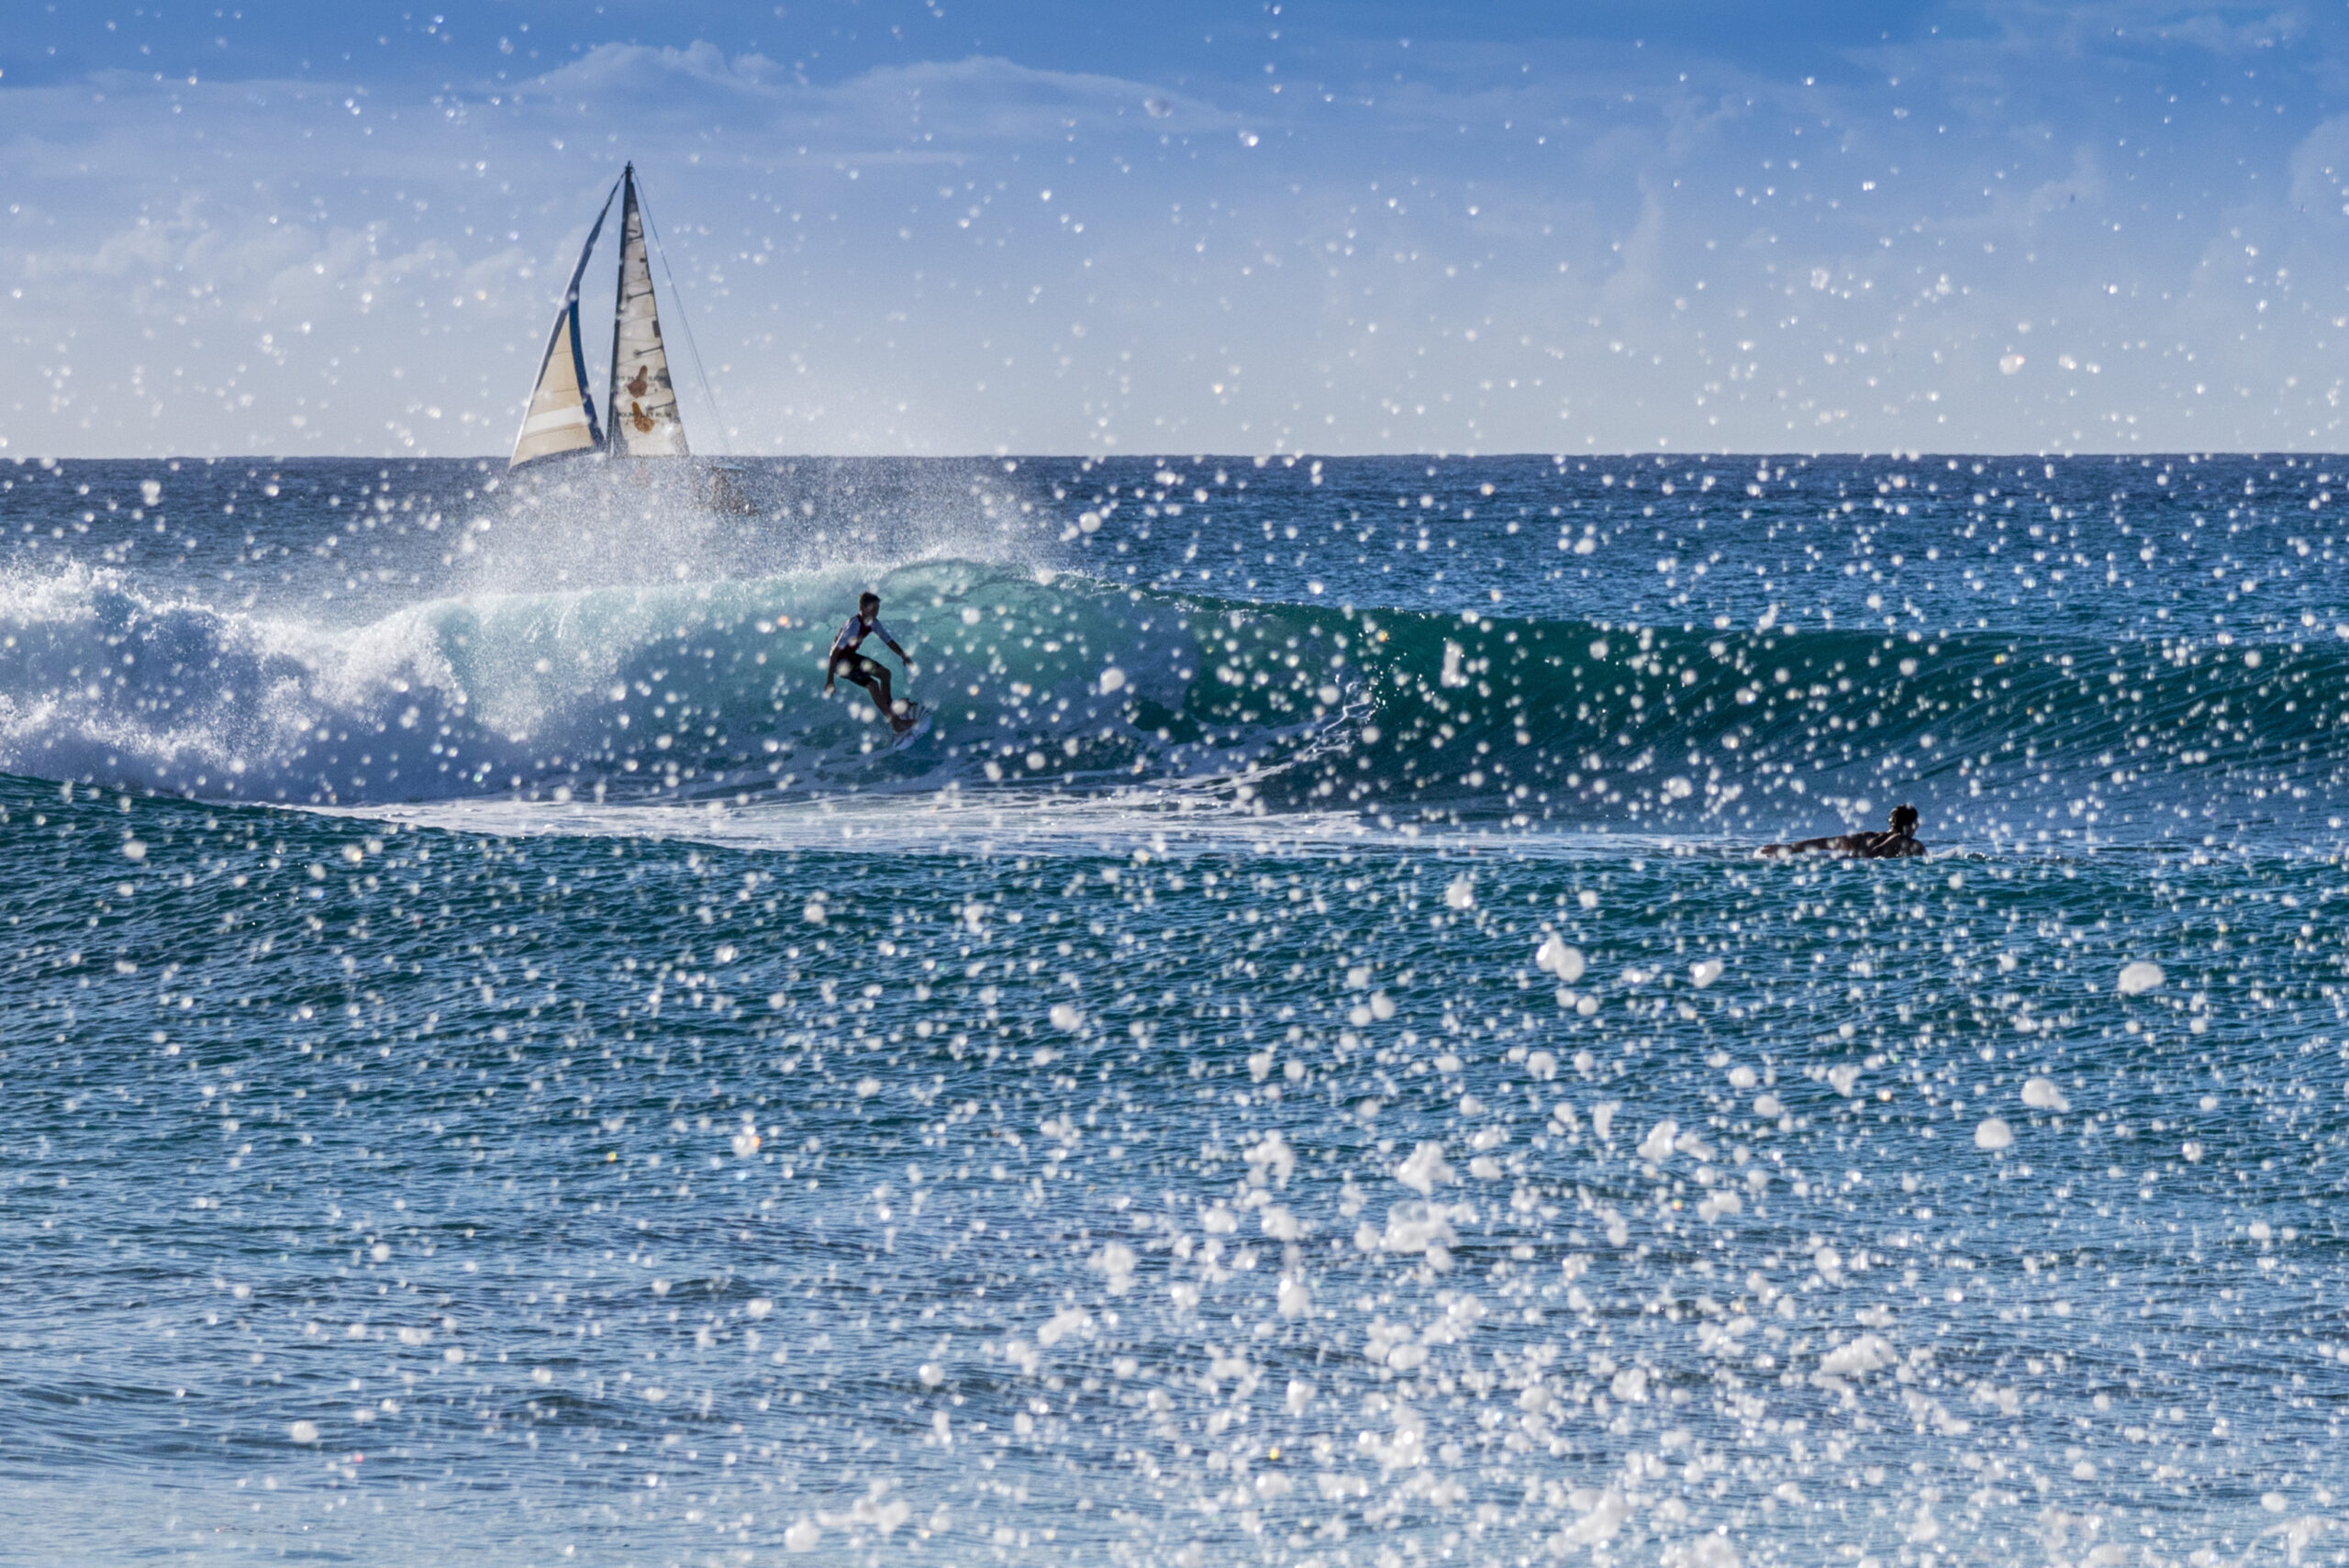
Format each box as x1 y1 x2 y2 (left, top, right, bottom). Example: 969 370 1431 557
2 453 2346 1565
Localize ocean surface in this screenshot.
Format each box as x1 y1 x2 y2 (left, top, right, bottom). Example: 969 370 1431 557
2 450 2346 1566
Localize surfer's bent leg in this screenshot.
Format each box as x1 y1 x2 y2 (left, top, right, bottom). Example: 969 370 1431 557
831 653 894 719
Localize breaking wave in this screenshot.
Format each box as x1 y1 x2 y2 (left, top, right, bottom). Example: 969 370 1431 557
4 556 2344 841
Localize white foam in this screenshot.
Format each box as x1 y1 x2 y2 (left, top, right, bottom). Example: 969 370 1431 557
332 784 1686 867
1090 1242 1136 1296
1378 1201 1460 1260
1242 1130 1297 1184
2021 1076 2068 1111
1535 935 1586 982
1636 1119 1679 1162
1395 1140 1453 1195
1815 1333 1896 1380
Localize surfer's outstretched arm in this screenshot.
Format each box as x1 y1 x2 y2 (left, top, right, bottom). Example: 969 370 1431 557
872 623 915 721
1758 835 1841 858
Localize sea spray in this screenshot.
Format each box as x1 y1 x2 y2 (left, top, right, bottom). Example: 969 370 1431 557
3 452 2346 1566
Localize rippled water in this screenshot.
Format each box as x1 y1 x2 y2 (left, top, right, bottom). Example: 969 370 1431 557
3 452 2346 1565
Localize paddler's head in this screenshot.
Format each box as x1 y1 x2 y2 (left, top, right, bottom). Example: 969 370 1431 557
1888 803 1920 835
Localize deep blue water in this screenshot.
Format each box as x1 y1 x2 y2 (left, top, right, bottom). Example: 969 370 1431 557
2 451 2346 1565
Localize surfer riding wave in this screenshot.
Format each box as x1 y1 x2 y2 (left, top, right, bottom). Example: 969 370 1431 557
825 591 917 734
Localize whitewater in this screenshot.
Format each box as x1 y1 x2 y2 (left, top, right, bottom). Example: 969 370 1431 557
2 450 2346 1566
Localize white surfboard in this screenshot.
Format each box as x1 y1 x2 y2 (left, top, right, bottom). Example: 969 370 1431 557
888 703 932 750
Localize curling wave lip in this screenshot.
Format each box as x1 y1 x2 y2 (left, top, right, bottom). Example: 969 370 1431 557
2 554 2342 849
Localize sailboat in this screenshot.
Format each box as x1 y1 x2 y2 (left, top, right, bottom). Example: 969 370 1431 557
509 164 751 508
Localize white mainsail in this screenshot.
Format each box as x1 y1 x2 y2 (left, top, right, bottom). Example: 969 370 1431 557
508 179 619 470
606 166 690 458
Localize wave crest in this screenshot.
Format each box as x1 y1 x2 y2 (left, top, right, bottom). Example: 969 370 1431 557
4 558 2343 840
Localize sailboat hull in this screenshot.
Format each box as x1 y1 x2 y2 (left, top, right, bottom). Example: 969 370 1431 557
501 452 765 517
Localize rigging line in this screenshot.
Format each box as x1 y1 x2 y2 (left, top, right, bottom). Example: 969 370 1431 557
633 182 729 453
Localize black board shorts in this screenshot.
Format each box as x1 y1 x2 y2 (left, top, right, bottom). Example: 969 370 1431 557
830 652 888 691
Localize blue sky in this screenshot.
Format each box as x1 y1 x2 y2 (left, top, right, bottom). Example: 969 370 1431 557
6 0 2349 456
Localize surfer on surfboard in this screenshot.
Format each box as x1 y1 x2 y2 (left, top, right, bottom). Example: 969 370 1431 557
1758 803 1925 860
825 591 918 734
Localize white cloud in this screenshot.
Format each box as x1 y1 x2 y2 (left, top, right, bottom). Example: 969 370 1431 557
6 25 2349 455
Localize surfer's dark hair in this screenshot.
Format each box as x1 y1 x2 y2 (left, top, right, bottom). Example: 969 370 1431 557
1888 803 1920 833
859 590 880 608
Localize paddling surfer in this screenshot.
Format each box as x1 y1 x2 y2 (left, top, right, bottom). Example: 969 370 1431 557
824 591 917 733
1759 803 1924 860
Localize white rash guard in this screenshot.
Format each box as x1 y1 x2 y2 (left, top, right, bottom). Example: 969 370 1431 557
830 614 898 660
